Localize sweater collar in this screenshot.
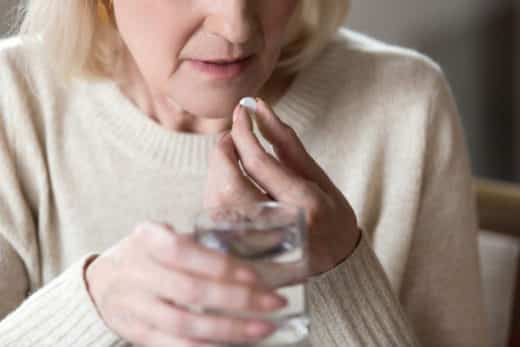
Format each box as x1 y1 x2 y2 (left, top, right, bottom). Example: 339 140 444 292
81 44 338 174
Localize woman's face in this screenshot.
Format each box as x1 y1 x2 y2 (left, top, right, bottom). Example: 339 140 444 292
113 0 299 119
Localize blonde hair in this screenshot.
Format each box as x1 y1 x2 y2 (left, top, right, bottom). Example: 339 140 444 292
16 0 350 80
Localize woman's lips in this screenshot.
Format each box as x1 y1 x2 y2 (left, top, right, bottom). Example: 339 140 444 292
187 56 254 80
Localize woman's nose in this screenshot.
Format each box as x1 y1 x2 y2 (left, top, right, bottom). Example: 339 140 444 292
205 0 258 44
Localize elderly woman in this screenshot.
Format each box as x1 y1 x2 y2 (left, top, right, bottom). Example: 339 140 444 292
0 0 489 346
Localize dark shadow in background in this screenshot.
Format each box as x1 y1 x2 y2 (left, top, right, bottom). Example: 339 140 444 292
419 5 515 181
0 0 18 37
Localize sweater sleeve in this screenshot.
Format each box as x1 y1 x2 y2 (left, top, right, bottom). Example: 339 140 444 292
0 48 126 346
398 72 491 346
308 232 421 346
307 71 491 347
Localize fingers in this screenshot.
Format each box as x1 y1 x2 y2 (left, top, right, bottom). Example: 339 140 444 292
205 131 269 208
131 294 275 344
253 98 336 192
135 223 287 311
106 224 284 346
137 222 257 284
126 314 218 347
136 256 287 313
231 105 308 203
104 291 204 347
209 132 244 182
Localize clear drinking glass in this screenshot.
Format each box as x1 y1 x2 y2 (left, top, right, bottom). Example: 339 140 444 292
194 201 310 347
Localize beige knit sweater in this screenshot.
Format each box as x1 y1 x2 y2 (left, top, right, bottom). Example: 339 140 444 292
0 29 490 346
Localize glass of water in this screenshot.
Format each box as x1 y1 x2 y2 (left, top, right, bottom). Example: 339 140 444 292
194 201 310 347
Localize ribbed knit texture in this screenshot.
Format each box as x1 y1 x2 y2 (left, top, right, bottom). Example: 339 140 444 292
309 235 419 346
0 30 490 346
0 256 125 347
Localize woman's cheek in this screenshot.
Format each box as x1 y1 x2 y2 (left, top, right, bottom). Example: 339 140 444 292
263 1 299 48
137 29 187 90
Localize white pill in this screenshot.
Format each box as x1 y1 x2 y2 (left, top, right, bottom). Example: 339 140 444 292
239 97 257 115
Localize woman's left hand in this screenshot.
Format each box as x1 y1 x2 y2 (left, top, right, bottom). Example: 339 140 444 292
204 98 361 276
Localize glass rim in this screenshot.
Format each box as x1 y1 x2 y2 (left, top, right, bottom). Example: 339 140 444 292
194 201 306 231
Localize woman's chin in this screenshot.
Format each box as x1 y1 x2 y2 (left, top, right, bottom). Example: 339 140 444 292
180 93 254 118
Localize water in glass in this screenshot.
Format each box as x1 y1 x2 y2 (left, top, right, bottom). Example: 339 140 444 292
194 202 310 347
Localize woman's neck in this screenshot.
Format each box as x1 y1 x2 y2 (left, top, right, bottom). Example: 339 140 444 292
259 70 295 107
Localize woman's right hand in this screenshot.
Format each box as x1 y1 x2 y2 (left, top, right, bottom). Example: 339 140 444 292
85 222 287 347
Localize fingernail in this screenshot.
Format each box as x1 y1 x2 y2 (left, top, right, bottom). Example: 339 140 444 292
260 293 287 310
245 321 276 337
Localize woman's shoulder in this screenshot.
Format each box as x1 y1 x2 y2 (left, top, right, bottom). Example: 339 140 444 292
0 35 59 93
299 29 453 129
0 35 64 115
0 36 26 78
0 36 51 102
0 36 62 145
316 29 447 98
332 29 443 80
0 37 34 114
0 36 25 57
293 30 458 147
0 36 40 75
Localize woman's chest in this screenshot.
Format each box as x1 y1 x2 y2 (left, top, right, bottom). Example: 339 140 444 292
39 159 208 282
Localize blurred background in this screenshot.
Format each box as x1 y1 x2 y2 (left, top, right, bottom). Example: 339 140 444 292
0 0 15 35
0 1 519 346
347 0 519 183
